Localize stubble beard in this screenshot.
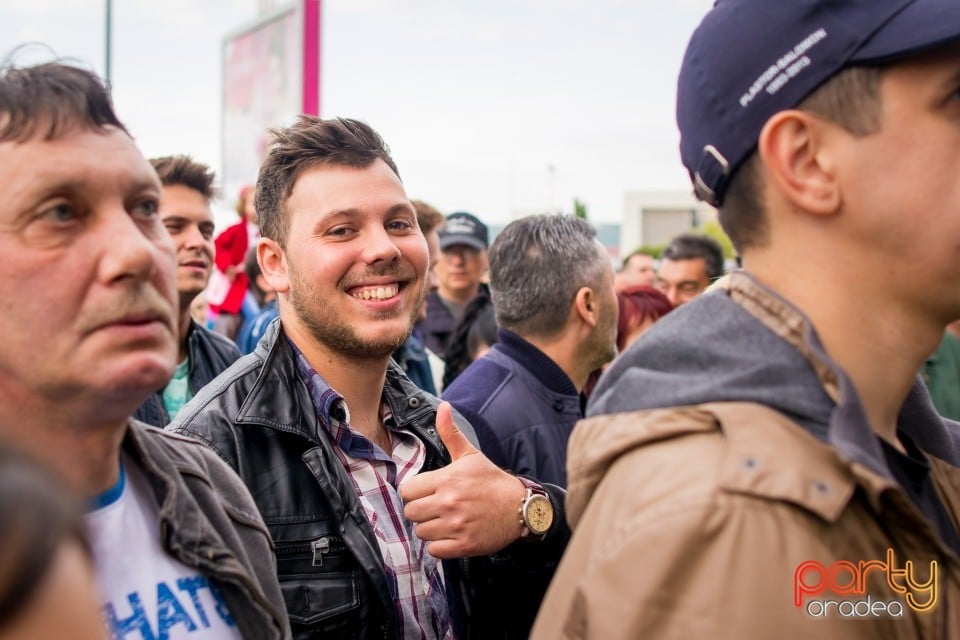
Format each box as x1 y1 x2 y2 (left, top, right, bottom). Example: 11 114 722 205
289 266 427 359
588 305 619 371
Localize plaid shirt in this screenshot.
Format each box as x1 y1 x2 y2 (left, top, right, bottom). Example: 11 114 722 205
292 343 452 640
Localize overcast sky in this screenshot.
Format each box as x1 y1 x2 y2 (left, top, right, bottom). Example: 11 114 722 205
0 0 713 225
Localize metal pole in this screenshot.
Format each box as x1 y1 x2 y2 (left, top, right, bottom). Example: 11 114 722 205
548 164 556 214
104 0 112 88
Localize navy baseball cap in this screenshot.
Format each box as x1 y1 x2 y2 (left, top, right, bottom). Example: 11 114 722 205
439 212 489 251
678 0 960 207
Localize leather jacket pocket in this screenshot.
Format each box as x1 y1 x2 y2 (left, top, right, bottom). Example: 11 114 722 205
275 536 362 638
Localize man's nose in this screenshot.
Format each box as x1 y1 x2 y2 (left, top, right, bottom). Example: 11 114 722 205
361 226 402 264
97 208 167 285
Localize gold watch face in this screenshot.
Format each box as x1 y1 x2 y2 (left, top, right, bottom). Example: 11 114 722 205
524 494 554 535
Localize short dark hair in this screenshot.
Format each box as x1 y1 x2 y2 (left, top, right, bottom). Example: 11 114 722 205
0 61 127 143
150 155 217 202
662 233 725 280
411 199 444 235
721 65 885 252
243 246 268 307
256 116 400 247
490 214 604 338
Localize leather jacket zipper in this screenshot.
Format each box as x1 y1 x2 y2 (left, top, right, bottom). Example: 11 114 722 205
277 536 346 567
311 537 329 566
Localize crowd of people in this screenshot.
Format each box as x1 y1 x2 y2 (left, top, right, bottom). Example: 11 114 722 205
3 1 960 638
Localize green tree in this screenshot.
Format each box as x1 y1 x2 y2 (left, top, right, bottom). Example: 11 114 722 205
628 244 667 259
700 220 736 260
573 198 588 220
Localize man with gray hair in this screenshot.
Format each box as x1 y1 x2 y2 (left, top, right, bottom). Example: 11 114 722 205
443 213 619 638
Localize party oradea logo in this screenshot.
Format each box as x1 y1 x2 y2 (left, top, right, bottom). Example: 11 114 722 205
794 549 938 618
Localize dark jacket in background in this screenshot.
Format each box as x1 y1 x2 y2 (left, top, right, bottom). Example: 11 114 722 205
416 289 458 357
125 419 289 639
443 327 576 639
441 289 496 390
168 321 567 640
134 320 241 427
443 328 581 487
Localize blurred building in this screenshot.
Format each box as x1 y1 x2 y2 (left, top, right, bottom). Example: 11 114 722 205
619 189 718 256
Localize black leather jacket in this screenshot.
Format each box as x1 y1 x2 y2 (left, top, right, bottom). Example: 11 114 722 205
169 321 566 639
134 320 241 427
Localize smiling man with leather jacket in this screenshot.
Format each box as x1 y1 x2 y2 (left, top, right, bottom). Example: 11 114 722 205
170 116 566 639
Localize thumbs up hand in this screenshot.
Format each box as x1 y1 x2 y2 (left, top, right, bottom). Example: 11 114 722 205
434 401 478 460
400 402 526 559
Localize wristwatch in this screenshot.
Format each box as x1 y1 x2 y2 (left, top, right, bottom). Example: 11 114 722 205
518 478 554 539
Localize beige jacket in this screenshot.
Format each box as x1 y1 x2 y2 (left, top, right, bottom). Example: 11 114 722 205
532 272 960 639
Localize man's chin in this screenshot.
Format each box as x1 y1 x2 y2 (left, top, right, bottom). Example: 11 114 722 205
322 327 412 360
99 356 175 394
348 333 410 359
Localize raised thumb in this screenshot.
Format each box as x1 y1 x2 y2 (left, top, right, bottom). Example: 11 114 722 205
436 401 477 460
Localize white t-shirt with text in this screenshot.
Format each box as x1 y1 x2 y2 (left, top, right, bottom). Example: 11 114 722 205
85 455 243 640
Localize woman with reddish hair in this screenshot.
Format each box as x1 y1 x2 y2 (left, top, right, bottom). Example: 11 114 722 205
615 285 674 352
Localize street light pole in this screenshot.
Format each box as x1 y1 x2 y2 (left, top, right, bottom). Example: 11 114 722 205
104 0 112 88
547 164 557 214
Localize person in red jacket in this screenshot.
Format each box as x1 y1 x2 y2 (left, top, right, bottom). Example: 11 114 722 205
209 184 259 339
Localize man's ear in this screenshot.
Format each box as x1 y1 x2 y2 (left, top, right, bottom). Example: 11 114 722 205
758 109 841 217
573 286 599 329
257 238 290 294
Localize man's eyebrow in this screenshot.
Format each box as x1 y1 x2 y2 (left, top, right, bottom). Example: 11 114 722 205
386 202 416 216
131 175 163 192
53 176 161 203
320 203 415 219
160 211 214 226
320 208 361 219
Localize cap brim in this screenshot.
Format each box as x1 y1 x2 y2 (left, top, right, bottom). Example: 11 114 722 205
854 0 960 63
440 236 486 251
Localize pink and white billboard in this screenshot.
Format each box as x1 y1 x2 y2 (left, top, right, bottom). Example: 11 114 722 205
221 0 320 206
